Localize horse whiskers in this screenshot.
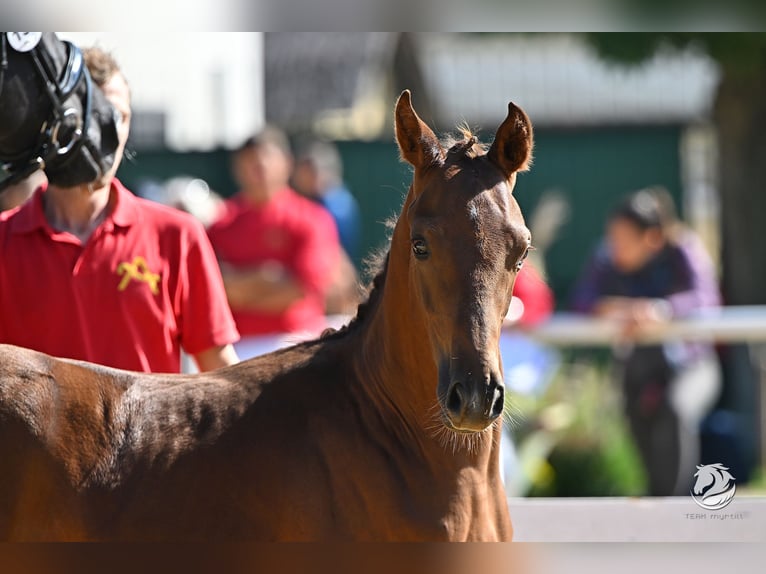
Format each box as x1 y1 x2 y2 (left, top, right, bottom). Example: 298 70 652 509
502 399 524 431
423 397 499 456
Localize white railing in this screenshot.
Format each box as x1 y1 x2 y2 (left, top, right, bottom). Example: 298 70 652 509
513 306 766 346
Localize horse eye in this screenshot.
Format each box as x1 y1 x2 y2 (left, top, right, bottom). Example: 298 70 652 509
515 246 531 271
412 238 429 259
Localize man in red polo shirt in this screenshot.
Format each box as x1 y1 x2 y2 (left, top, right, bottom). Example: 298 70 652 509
0 47 239 373
207 129 339 357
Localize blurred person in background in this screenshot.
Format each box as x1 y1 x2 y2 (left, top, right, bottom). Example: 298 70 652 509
571 188 721 496
292 140 361 316
292 139 362 261
140 176 224 229
0 47 239 373
208 128 340 359
0 170 46 212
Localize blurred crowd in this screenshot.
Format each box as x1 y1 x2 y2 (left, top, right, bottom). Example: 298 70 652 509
0 123 363 362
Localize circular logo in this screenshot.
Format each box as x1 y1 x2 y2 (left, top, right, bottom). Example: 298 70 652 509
7 32 43 53
690 463 736 510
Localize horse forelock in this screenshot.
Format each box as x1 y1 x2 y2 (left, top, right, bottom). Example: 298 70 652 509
443 125 487 160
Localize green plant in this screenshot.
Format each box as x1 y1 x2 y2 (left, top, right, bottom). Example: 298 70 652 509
508 352 647 496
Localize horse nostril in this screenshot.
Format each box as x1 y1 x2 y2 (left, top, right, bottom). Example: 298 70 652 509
490 385 505 419
447 383 465 416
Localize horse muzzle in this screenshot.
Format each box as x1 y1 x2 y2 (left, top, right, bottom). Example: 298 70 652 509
439 367 505 433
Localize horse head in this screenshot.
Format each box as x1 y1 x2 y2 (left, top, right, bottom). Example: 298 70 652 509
0 32 120 189
393 90 533 434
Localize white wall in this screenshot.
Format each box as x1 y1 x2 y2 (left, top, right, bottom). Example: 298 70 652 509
59 32 264 150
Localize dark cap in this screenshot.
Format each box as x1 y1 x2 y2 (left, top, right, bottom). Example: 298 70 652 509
610 189 663 231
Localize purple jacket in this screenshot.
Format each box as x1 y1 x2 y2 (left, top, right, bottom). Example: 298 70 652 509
572 231 720 316
571 231 721 366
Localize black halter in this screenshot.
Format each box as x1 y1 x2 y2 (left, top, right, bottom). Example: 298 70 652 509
0 33 105 191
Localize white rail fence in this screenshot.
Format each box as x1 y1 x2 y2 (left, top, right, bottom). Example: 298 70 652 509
522 306 766 346
519 305 766 461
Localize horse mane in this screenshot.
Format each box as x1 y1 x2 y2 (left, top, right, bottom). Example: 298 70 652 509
321 248 389 341
318 215 397 341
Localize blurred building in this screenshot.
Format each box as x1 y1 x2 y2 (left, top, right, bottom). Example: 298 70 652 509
59 32 265 150
262 33 721 295
86 32 720 291
264 33 432 140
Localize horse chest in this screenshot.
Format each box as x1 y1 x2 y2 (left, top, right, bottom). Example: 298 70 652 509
290 424 503 541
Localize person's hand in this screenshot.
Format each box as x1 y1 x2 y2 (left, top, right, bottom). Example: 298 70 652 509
592 296 634 319
593 297 671 339
620 298 672 338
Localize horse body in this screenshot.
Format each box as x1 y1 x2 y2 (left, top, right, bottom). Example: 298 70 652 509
0 91 531 541
0 338 507 541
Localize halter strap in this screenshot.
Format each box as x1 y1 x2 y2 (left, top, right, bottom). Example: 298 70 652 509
0 34 8 97
58 41 85 100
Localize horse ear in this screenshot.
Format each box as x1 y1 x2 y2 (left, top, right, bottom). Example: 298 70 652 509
395 90 443 168
487 102 534 178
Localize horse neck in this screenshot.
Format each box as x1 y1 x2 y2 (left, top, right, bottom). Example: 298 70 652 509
355 222 435 427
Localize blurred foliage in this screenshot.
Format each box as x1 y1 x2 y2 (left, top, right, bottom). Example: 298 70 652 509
509 353 647 497
739 465 766 495
586 33 766 77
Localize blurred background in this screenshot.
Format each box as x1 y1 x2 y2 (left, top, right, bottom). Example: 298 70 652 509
43 32 766 497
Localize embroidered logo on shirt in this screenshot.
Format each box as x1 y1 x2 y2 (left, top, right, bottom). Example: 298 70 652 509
116 256 160 294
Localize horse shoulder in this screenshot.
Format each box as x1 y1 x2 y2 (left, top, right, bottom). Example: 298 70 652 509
37 355 131 487
0 346 131 538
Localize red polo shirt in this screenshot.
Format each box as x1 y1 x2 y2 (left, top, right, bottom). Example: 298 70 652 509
207 189 339 336
0 179 239 373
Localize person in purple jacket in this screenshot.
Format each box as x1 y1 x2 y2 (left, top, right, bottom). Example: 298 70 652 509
572 188 721 496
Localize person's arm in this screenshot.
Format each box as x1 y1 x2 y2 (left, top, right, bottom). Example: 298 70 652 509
180 220 240 364
194 343 239 372
219 262 304 313
592 296 640 318
290 207 340 305
570 247 657 338
665 234 721 317
618 235 720 332
570 247 610 314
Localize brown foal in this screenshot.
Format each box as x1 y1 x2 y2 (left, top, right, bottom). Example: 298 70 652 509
0 90 534 541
